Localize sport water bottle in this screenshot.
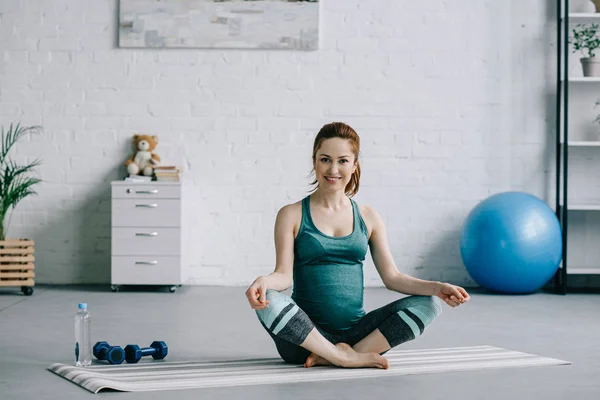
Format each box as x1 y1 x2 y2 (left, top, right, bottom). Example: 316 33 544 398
74 303 92 367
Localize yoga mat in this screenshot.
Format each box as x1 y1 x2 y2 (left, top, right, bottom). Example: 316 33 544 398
48 345 571 393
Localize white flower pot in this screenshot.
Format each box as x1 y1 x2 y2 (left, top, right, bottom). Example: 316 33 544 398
581 57 600 77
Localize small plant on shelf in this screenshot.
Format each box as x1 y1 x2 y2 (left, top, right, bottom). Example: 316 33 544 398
570 24 600 77
594 98 600 125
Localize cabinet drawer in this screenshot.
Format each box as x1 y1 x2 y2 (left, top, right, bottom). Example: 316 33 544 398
112 199 180 227
112 184 181 199
111 256 181 285
111 227 180 256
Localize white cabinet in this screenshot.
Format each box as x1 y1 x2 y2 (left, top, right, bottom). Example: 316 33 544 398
110 181 183 292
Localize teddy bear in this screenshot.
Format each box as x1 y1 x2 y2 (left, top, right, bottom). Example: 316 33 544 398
124 134 161 176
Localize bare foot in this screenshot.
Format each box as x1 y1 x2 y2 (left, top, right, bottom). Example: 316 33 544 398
304 343 389 370
304 351 333 367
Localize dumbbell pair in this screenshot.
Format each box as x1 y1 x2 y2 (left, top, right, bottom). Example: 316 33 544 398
93 341 168 365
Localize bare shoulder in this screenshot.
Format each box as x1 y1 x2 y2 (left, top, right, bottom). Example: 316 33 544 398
358 203 384 239
276 201 303 238
277 201 302 220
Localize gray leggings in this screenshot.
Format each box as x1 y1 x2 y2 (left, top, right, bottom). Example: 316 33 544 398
255 289 442 365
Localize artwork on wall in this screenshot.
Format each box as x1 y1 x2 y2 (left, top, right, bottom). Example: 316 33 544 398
118 0 319 50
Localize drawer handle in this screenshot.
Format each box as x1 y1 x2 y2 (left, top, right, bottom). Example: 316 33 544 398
127 189 158 194
135 261 158 265
135 232 158 237
135 203 158 208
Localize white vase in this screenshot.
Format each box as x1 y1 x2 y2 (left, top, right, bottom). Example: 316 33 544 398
581 57 600 77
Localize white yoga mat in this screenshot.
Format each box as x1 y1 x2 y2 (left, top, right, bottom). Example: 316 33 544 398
47 345 571 394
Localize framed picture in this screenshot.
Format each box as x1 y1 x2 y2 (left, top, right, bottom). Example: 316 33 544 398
119 0 319 50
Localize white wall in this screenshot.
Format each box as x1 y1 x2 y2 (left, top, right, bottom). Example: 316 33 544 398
0 0 567 286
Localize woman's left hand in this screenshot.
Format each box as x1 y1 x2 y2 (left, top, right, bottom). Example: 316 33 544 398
434 282 470 308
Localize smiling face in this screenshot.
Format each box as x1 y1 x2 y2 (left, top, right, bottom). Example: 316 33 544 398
313 137 357 193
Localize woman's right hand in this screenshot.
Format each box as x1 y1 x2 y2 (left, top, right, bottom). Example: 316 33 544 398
245 276 270 310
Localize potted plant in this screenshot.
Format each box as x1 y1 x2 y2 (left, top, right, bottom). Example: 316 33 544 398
0 123 42 295
570 23 600 77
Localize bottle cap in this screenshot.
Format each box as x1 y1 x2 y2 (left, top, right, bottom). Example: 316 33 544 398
78 303 87 309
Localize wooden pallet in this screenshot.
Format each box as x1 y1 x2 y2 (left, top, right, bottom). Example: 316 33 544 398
0 239 35 295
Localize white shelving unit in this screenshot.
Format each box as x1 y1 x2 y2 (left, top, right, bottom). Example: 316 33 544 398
565 141 600 146
566 12 600 20
567 204 600 210
556 6 600 292
562 77 600 82
568 267 600 274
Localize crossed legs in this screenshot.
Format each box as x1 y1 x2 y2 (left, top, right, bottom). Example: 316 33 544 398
305 294 443 366
255 289 442 368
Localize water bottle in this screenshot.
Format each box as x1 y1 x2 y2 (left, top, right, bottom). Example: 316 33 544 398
74 303 92 367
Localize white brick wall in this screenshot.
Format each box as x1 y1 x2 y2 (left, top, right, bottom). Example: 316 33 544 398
0 0 567 287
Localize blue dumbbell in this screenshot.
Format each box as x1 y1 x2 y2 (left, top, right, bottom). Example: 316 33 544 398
124 341 168 363
93 341 126 365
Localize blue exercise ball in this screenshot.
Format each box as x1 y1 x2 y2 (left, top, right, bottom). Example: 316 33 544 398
459 191 563 294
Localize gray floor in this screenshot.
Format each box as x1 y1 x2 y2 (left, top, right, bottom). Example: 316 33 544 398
0 284 598 399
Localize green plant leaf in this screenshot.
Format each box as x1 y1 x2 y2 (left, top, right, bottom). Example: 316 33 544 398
0 123 43 240
570 23 600 58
